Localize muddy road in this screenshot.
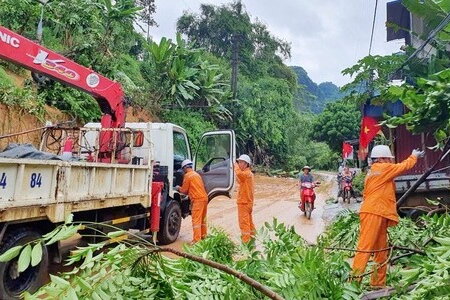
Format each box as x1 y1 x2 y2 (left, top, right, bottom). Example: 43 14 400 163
171 173 337 248
50 173 338 275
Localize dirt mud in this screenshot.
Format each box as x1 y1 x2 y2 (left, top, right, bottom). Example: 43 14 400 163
171 172 338 250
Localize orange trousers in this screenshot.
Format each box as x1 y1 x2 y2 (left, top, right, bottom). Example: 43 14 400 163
238 203 255 243
191 200 208 243
352 212 394 287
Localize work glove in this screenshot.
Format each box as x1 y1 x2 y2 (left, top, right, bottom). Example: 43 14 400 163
412 149 425 158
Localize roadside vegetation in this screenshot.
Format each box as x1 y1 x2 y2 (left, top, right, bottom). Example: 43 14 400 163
0 210 444 299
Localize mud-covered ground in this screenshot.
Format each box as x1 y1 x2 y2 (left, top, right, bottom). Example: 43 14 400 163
51 172 361 274
171 172 346 247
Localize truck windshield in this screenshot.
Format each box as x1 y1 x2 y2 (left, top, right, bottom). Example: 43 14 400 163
173 131 189 160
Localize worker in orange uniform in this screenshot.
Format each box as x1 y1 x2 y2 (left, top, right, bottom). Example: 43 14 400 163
235 154 255 243
352 145 424 288
176 159 208 244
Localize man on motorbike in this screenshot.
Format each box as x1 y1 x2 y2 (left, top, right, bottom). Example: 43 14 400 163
298 166 317 211
336 167 356 201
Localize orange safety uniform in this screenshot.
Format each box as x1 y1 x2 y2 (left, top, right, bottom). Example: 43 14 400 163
179 169 208 243
235 163 255 243
352 155 417 286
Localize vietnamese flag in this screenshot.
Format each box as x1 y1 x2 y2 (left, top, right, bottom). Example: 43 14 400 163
342 142 354 159
359 116 381 149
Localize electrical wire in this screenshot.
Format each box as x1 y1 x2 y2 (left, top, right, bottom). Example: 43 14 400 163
368 0 379 55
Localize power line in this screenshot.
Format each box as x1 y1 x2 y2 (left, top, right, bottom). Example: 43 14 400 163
368 0 379 55
390 11 450 80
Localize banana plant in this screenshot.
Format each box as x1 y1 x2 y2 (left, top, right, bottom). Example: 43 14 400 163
147 33 230 120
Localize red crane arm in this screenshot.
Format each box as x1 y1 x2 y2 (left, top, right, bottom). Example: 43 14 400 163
0 26 127 162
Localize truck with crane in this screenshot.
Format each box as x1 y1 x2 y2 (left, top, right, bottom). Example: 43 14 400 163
0 25 236 299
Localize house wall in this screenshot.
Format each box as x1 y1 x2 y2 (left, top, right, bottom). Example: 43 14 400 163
394 125 449 175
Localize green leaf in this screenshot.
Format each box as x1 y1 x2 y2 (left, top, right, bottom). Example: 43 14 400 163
50 274 71 286
91 292 102 300
0 245 23 262
46 225 81 245
77 276 93 290
42 227 61 241
107 230 126 238
66 286 78 300
388 85 404 97
426 198 441 206
31 242 43 267
18 244 32 273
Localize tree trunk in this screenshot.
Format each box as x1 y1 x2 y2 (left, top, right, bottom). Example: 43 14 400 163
149 247 285 300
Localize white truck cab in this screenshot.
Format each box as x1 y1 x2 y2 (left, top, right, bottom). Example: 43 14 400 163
84 122 236 200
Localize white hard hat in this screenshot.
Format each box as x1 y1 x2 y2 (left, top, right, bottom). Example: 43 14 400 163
181 159 193 169
370 145 394 158
237 154 252 165
302 166 312 171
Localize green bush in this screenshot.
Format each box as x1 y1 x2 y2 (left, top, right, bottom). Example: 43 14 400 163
0 67 45 117
352 171 366 195
0 66 14 86
38 83 101 122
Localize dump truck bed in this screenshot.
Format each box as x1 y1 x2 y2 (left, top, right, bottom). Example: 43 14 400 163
0 158 151 223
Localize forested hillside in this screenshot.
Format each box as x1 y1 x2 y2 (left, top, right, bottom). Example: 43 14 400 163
291 66 343 113
0 0 360 171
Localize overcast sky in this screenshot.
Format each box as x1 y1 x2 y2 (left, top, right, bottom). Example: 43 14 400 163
147 0 404 86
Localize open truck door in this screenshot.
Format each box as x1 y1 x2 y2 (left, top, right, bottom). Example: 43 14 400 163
194 130 236 200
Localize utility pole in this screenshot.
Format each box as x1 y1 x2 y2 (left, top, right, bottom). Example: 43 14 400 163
230 0 243 99
231 33 240 99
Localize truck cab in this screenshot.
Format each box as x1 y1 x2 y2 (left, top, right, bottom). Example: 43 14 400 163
83 122 236 243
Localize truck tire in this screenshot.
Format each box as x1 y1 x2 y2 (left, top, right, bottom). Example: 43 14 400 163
158 200 182 245
0 228 49 299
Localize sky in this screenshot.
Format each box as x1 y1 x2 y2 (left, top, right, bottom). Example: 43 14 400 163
146 0 405 86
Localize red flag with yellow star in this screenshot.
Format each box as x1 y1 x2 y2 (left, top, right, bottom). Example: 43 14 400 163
359 116 381 158
357 103 384 159
358 116 379 160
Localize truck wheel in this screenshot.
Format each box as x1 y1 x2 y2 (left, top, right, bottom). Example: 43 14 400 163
0 228 49 299
158 201 182 245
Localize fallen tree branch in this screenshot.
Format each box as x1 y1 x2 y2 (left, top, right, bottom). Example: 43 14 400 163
393 246 426 255
351 247 394 280
390 251 415 264
326 245 426 255
391 237 436 263
427 207 448 216
324 246 392 253
146 247 285 300
360 284 416 300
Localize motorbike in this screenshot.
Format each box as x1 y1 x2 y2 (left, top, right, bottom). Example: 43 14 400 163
299 182 320 219
341 176 354 203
